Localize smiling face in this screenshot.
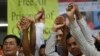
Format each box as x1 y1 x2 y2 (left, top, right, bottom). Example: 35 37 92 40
66 37 82 56
3 38 18 56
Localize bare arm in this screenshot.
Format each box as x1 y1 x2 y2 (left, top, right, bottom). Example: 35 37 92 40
22 29 31 56
30 21 36 55
18 17 33 56
45 18 66 56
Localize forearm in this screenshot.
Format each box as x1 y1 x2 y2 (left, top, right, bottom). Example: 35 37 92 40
30 22 36 54
69 20 99 56
22 30 30 55
75 9 82 20
77 17 95 47
45 32 59 56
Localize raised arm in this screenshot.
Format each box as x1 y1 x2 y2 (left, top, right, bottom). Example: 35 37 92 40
45 16 66 56
45 32 59 56
67 3 100 56
30 20 36 55
75 5 95 47
18 17 33 56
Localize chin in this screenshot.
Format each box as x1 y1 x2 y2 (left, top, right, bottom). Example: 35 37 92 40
5 52 13 55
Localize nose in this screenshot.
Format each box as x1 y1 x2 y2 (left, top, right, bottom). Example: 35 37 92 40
57 36 61 41
71 45 75 49
6 44 10 48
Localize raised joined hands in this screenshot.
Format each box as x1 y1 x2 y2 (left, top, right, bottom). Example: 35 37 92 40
17 16 34 32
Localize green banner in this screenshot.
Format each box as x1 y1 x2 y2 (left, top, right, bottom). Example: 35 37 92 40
8 0 58 39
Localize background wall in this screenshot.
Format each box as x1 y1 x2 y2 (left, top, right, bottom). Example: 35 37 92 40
0 0 7 45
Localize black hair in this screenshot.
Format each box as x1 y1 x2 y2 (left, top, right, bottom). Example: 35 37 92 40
66 31 72 40
65 27 72 40
40 44 45 49
3 35 21 46
0 44 3 49
60 13 68 19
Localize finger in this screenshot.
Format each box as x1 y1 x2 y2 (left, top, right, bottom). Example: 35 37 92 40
17 22 20 29
67 3 75 11
66 3 73 11
55 22 65 28
17 22 22 31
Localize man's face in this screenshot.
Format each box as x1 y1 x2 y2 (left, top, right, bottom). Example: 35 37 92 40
66 37 82 56
3 38 18 56
56 30 63 45
39 48 45 56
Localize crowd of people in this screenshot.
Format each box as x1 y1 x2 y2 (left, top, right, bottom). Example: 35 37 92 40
0 3 100 56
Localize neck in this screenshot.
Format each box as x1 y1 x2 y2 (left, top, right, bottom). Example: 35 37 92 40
74 54 83 56
3 54 16 56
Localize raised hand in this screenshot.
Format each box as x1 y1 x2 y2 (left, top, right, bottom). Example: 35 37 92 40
35 8 45 23
66 3 76 21
52 16 66 32
17 16 33 31
55 16 65 25
74 4 82 20
17 21 22 32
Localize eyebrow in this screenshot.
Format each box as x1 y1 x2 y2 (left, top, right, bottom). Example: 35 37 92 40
4 41 16 43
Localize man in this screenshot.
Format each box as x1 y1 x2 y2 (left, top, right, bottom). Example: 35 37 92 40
45 14 83 56
2 35 20 56
35 8 45 56
67 3 100 56
66 32 83 56
45 17 66 56
39 44 46 56
17 8 45 56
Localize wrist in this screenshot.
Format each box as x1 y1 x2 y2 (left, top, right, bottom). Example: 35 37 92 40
75 10 82 20
68 15 75 22
52 27 57 32
23 29 28 33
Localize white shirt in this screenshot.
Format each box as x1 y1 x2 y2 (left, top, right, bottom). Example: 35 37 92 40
35 22 45 56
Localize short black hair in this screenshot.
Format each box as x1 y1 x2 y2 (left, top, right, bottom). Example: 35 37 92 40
60 13 68 19
40 44 45 49
66 31 72 40
3 35 21 46
0 44 3 49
